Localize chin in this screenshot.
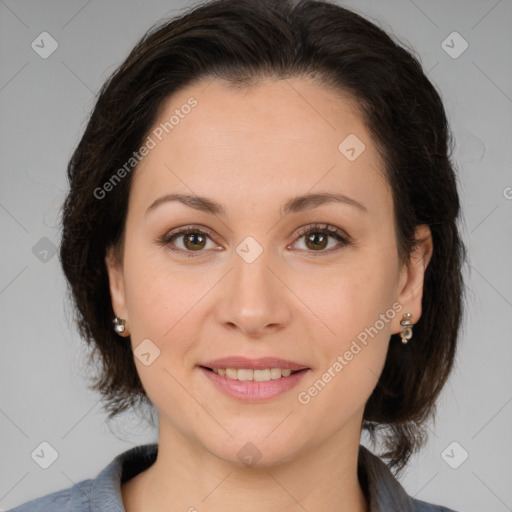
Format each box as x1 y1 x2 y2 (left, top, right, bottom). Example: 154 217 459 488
198 428 305 469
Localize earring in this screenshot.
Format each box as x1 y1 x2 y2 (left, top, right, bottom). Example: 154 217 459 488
400 313 413 344
113 316 128 336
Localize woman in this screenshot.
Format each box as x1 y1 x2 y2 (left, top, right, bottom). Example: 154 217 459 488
8 0 465 510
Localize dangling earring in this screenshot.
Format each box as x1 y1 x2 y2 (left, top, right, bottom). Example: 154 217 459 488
400 313 413 344
113 316 129 336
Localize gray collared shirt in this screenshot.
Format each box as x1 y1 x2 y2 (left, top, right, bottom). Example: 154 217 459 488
7 443 458 511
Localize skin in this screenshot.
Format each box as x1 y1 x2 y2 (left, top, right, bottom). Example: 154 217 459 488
105 77 433 512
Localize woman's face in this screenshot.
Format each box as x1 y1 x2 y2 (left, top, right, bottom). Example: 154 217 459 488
106 77 431 465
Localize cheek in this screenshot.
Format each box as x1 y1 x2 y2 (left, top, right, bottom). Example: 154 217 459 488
293 244 399 344
119 251 206 394
120 246 206 415
122 238 207 338
296 276 394 436
293 241 398 405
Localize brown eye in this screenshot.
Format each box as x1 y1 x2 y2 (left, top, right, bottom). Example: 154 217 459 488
304 232 329 251
292 224 351 254
158 226 220 257
182 232 207 251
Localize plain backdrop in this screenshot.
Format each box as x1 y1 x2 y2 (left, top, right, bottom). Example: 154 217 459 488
1 1 511 511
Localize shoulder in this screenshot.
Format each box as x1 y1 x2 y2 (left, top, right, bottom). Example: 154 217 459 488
412 497 460 512
5 478 95 512
358 444 460 512
6 443 158 512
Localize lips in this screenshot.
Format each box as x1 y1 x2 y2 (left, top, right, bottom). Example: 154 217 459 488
199 356 309 371
199 365 309 402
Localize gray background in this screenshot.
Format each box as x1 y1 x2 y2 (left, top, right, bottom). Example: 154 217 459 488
1 0 511 511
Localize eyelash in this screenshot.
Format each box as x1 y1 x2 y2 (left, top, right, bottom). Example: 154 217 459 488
157 223 352 258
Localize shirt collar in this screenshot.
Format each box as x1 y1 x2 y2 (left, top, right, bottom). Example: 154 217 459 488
358 444 416 511
91 443 415 512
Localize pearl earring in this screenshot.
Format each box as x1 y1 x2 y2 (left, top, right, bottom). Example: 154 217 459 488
400 313 413 344
113 316 127 335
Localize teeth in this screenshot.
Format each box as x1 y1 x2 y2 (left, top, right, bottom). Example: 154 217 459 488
211 368 296 381
225 368 238 379
237 369 253 381
254 369 270 381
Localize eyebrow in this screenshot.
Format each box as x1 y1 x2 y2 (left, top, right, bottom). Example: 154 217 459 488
145 191 368 217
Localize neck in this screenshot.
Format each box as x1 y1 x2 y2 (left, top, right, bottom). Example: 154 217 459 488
122 420 368 512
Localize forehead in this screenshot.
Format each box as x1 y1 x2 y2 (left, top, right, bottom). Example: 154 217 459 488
129 77 390 218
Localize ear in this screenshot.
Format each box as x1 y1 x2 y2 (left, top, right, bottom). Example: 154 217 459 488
105 245 128 321
392 224 433 334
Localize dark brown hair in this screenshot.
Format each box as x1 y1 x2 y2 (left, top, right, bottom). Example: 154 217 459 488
59 0 466 475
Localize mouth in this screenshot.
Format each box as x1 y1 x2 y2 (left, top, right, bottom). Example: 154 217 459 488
197 357 310 402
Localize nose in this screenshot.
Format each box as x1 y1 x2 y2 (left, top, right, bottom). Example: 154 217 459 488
215 244 292 338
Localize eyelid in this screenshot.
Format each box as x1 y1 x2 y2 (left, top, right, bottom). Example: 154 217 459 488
165 224 218 240
293 223 351 242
